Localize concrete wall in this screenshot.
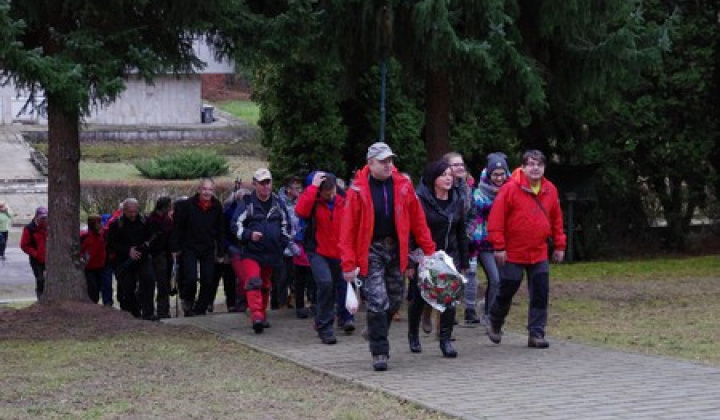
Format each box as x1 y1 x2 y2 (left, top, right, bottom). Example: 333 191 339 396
87 74 203 125
0 75 203 125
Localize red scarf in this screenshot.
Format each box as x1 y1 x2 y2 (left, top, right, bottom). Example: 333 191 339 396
197 198 212 212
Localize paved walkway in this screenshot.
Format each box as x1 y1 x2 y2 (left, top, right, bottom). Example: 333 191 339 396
0 125 47 228
168 310 720 420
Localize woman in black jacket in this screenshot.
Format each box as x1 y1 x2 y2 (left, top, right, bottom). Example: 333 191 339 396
408 159 469 357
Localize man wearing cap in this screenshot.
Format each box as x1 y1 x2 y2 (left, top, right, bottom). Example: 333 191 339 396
340 142 436 371
231 168 292 333
170 178 225 317
20 206 49 299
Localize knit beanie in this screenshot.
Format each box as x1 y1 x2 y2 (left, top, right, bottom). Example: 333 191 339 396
486 152 509 173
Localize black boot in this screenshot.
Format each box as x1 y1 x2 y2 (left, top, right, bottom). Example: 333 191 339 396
408 333 422 353
407 295 424 353
439 306 458 358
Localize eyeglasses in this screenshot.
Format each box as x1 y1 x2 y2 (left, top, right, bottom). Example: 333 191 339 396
490 172 507 178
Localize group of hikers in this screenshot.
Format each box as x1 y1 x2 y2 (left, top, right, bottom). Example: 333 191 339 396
16 142 566 372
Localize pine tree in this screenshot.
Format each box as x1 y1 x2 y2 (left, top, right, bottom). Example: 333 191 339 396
0 0 235 302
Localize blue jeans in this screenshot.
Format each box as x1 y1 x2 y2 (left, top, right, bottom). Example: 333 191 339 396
478 251 500 316
489 260 550 338
309 253 346 338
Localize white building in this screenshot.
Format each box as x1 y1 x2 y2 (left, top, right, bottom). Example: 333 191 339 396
0 40 234 126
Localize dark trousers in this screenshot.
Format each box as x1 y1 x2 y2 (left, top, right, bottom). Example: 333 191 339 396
362 240 403 356
180 250 215 313
308 254 344 337
489 260 550 338
407 275 456 340
271 256 292 309
101 266 114 306
0 231 8 257
30 258 46 299
115 258 155 318
85 268 104 303
152 253 171 316
210 261 237 309
294 264 315 310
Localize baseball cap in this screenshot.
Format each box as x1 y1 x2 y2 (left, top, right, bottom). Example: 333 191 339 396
253 168 272 182
366 142 396 160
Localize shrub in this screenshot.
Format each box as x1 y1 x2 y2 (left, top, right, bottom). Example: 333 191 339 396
135 150 229 179
80 180 236 215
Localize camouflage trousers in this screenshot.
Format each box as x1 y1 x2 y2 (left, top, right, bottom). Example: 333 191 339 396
361 238 403 356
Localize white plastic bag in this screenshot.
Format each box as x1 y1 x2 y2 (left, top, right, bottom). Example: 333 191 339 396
345 284 359 314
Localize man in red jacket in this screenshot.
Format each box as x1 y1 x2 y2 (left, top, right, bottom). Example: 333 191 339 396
487 150 566 348
340 142 436 371
21 206 49 299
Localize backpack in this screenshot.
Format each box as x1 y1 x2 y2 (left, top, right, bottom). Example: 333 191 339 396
296 203 318 253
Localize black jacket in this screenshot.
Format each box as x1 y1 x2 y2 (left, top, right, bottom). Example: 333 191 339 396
230 192 291 266
170 194 225 257
416 181 469 270
146 211 173 256
106 215 153 264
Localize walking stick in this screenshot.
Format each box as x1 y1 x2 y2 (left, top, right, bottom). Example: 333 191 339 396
170 255 180 318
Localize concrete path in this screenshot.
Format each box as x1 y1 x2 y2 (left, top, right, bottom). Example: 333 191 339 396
168 310 720 420
0 247 37 302
0 125 47 228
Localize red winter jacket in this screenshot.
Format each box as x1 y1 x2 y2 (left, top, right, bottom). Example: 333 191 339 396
488 168 566 264
20 221 48 264
339 166 435 276
295 185 346 260
80 230 107 270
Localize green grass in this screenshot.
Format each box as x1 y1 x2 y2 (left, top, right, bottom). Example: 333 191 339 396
493 255 720 365
552 255 720 282
214 99 260 125
80 162 142 180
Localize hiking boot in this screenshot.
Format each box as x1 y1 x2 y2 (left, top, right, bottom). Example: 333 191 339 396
157 313 171 320
464 308 481 325
296 307 309 319
142 314 160 322
252 320 265 334
439 339 458 358
207 304 214 313
320 334 337 345
528 336 550 349
372 354 388 371
408 333 422 353
342 320 356 334
487 324 503 344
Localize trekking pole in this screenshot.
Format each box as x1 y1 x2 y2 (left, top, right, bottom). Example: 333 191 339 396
171 255 180 318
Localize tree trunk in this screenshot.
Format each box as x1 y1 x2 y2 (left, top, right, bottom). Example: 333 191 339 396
424 70 450 161
41 96 87 302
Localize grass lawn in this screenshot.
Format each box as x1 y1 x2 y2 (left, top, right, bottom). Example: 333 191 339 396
503 255 720 366
1 254 719 419
214 99 260 125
